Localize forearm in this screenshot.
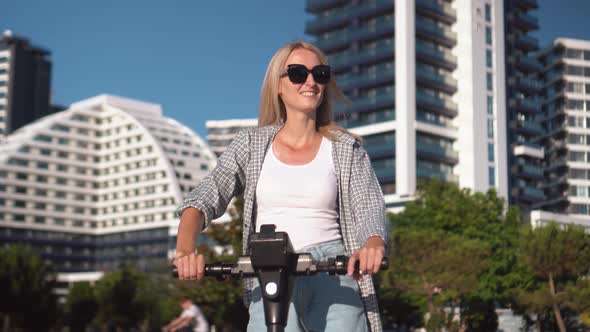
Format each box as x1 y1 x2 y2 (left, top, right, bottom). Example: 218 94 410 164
170 317 191 329
176 207 205 256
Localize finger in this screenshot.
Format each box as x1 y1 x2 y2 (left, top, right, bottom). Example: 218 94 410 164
366 248 376 274
359 248 368 276
196 254 205 280
182 256 191 280
373 248 385 274
177 256 187 280
347 251 359 275
189 253 198 280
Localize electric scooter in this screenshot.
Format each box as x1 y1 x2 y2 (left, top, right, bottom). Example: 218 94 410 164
173 224 388 332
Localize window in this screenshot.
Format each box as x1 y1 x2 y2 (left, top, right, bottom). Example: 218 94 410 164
484 3 491 22
486 73 493 91
566 49 583 60
488 143 495 162
486 49 492 68
488 166 495 186
485 27 492 45
487 119 494 138
487 96 493 114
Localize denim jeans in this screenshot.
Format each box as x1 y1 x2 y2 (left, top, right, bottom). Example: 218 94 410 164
247 239 368 332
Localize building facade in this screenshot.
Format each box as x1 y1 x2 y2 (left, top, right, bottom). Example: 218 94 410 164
537 38 590 220
304 0 522 208
0 31 55 138
206 118 258 157
0 95 216 273
504 0 545 214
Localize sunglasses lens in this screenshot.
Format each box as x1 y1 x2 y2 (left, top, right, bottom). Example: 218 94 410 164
287 65 309 84
312 65 331 84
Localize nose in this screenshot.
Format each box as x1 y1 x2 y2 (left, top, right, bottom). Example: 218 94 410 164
304 70 317 86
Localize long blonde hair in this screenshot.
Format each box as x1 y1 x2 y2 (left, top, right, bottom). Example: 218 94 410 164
258 40 358 141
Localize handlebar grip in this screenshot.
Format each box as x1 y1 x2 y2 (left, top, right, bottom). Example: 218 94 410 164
171 263 233 278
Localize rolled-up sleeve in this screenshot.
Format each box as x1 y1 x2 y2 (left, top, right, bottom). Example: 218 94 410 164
349 144 390 254
175 129 251 230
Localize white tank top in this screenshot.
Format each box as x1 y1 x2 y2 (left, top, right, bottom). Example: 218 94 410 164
255 137 341 251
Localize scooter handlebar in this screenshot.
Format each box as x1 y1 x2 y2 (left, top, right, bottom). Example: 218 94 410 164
171 255 388 278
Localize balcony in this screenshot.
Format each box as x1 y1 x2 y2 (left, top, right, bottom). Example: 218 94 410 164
417 142 459 164
337 69 395 91
364 140 395 159
511 11 539 31
305 0 349 14
417 168 459 183
415 0 457 24
520 186 545 202
416 90 458 117
305 0 394 35
416 67 458 94
416 113 457 131
515 76 542 93
349 92 395 113
514 35 539 52
516 55 543 73
515 120 544 136
415 18 457 48
329 43 394 72
317 18 395 52
342 111 395 129
518 164 544 180
416 42 457 71
514 98 540 114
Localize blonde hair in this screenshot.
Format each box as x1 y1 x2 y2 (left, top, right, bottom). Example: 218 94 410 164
258 40 359 141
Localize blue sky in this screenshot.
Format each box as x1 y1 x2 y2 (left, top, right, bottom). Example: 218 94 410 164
1 0 589 137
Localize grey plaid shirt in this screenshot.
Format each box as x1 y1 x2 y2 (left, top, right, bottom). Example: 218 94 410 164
177 124 388 332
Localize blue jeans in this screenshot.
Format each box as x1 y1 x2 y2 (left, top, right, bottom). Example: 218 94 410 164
247 239 368 332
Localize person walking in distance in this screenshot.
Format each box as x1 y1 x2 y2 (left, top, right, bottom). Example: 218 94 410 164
162 297 209 332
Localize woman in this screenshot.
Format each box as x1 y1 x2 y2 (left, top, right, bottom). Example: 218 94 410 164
174 41 388 332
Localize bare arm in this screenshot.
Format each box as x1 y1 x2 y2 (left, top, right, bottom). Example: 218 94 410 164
174 207 206 280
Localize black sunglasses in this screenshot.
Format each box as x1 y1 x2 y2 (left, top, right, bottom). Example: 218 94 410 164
281 64 331 85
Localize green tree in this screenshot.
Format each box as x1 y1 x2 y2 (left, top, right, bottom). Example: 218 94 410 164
94 267 151 331
385 228 488 331
0 244 58 331
517 222 590 332
383 179 531 330
65 281 98 331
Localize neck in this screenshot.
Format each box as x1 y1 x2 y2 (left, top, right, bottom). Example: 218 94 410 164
280 110 319 146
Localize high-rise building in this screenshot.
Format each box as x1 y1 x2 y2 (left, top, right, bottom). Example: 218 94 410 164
503 0 545 214
305 0 519 209
0 95 217 273
206 118 258 157
0 30 55 137
537 38 590 219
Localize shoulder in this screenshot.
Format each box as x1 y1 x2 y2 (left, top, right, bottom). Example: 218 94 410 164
329 129 362 149
236 124 280 139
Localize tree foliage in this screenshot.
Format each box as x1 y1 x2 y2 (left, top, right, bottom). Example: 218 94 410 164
515 222 590 332
65 281 98 331
382 179 531 330
0 244 58 331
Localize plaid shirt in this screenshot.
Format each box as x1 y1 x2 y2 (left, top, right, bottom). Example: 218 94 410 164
177 124 388 331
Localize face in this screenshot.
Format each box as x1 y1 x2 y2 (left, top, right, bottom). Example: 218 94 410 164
278 48 327 115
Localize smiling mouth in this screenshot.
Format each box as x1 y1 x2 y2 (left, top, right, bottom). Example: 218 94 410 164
300 91 318 96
